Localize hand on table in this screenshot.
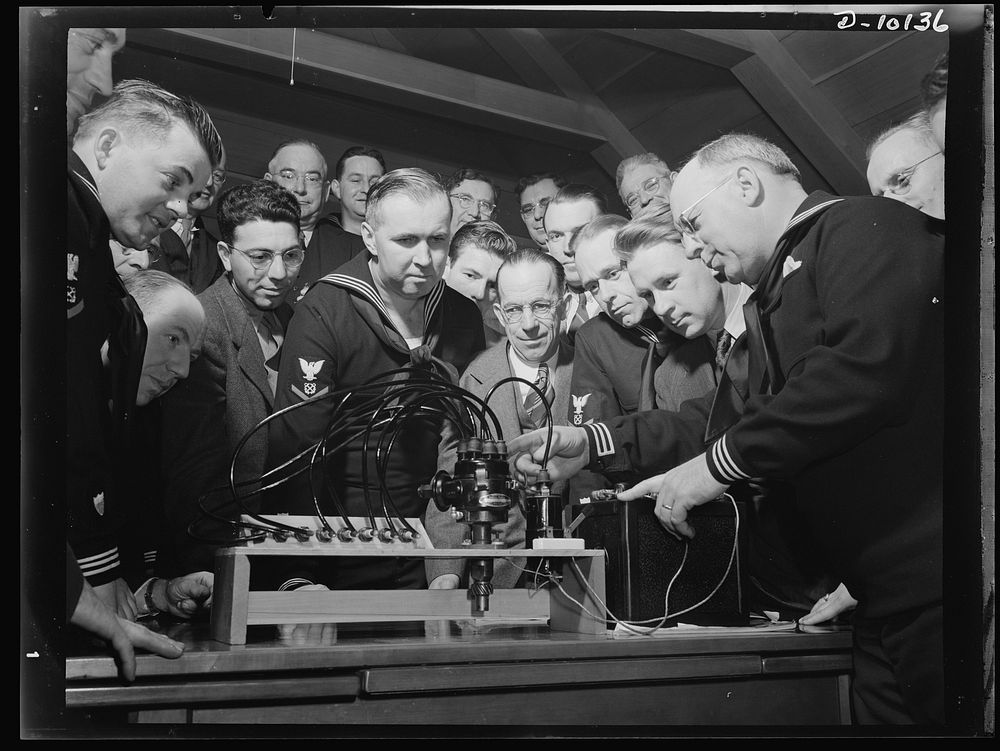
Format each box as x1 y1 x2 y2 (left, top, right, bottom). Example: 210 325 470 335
71 579 184 683
94 577 138 621
159 571 214 619
798 582 857 626
275 584 334 643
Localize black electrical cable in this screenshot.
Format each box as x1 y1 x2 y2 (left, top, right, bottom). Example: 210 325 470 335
483 376 555 468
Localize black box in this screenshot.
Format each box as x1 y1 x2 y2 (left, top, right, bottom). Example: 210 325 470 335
565 497 750 627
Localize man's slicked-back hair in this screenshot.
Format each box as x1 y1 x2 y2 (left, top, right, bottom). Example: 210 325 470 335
335 146 387 180
75 78 224 169
866 113 938 160
216 180 302 245
613 215 685 264
365 167 449 229
920 52 948 110
497 248 567 301
687 133 801 183
444 167 499 204
449 219 518 263
267 138 329 178
515 172 567 202
122 268 197 316
571 213 629 255
549 183 608 215
615 153 671 194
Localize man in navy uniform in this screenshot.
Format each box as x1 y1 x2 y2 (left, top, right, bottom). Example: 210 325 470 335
511 133 944 724
265 168 485 592
67 78 223 616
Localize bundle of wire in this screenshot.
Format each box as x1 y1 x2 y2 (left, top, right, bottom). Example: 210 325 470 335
185 363 555 548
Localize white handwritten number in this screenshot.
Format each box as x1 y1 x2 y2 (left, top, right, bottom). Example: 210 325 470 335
835 10 855 29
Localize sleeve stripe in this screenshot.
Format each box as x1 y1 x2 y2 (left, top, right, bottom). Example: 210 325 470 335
584 422 614 457
79 560 120 578
711 435 752 482
76 548 119 568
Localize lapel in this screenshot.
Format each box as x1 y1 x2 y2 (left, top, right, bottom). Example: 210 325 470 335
213 277 274 408
550 342 575 425
466 343 521 441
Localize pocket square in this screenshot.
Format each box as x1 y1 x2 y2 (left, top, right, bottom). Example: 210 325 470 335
782 256 803 277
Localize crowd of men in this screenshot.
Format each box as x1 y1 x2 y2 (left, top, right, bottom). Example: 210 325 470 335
50 26 953 726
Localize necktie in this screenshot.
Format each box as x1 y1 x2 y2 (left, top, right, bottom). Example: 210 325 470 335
715 329 734 372
259 312 283 394
567 292 590 343
524 362 555 429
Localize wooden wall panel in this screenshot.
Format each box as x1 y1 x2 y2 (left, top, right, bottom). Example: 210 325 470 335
815 31 948 126
594 51 736 131
631 84 763 169
781 30 906 82
853 95 927 149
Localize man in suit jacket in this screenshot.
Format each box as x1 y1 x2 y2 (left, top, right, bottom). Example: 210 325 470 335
427 249 572 590
158 179 303 576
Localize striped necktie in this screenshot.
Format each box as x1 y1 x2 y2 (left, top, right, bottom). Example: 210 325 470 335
524 362 554 429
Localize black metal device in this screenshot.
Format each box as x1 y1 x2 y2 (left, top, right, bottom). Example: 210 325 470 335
565 496 751 627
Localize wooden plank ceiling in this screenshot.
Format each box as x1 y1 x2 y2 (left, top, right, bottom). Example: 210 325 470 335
114 25 948 246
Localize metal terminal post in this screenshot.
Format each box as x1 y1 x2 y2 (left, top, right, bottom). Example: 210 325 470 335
336 527 356 543
294 526 314 543
315 528 334 543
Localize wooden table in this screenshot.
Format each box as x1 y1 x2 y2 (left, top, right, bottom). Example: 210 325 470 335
65 618 854 727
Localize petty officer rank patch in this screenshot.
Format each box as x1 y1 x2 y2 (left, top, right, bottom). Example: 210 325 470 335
571 393 591 426
67 253 83 318
291 357 329 401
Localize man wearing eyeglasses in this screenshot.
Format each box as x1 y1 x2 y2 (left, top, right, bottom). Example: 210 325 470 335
158 180 304 575
444 167 499 238
616 153 675 223
265 139 365 305
510 132 945 725
515 172 566 249
149 144 228 293
426 249 573 591
866 113 945 220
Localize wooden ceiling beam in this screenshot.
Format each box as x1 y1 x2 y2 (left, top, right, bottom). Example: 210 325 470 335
474 28 560 93
498 28 650 180
126 27 608 150
601 29 753 69
727 30 870 194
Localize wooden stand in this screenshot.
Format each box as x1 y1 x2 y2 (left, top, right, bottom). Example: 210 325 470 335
210 516 607 645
